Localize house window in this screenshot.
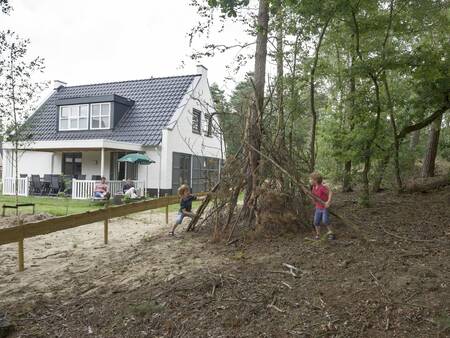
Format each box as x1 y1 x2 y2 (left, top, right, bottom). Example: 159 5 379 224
59 105 89 131
62 152 82 177
192 109 201 134
172 152 192 194
205 113 213 137
91 103 111 129
192 156 219 192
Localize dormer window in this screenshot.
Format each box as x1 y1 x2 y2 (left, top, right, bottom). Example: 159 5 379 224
59 105 89 131
91 103 111 129
56 95 133 132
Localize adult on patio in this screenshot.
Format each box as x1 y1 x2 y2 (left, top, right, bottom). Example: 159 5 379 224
94 177 110 199
123 179 138 199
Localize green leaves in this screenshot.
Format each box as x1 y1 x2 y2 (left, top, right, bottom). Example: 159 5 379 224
207 0 250 17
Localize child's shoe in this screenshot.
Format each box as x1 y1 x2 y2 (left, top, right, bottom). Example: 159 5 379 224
327 232 336 240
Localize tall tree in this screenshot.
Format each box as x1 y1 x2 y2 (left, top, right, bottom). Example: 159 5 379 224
308 16 331 172
0 32 46 207
244 0 269 223
274 0 285 150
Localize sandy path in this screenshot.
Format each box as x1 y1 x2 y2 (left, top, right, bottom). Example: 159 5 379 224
0 210 187 304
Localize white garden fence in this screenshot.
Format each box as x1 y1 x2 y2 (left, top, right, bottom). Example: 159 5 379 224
2 177 29 197
1 177 145 199
72 179 145 200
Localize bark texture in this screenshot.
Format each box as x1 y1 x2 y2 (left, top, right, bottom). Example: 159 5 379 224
421 114 443 178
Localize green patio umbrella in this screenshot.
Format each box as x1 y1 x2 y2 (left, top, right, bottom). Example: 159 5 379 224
118 153 155 197
117 153 155 165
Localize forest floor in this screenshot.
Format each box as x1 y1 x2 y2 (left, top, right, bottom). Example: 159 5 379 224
1 187 450 337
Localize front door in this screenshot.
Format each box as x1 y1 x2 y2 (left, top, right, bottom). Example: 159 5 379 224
62 153 82 178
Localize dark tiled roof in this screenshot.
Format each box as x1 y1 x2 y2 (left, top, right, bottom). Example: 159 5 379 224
28 74 200 146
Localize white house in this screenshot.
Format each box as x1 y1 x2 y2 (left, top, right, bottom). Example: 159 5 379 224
2 65 224 198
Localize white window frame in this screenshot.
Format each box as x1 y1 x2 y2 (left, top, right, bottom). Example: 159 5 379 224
192 109 201 134
90 103 111 130
59 104 89 131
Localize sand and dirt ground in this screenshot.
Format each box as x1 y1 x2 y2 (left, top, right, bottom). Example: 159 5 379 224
1 188 450 337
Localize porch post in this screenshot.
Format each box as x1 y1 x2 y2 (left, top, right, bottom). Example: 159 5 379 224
100 148 105 178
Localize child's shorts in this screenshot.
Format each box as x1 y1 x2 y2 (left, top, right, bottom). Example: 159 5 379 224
175 212 185 225
313 208 330 226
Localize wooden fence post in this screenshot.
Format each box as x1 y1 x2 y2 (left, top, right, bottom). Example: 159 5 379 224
165 193 169 225
18 220 25 271
104 219 109 244
18 239 24 272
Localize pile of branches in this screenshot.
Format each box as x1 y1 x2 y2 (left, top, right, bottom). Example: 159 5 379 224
188 143 313 243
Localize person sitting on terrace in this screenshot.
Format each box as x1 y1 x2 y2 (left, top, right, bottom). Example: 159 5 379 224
123 179 138 199
94 177 110 199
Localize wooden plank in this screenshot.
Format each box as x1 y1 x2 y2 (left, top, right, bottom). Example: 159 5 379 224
0 227 23 245
0 193 208 246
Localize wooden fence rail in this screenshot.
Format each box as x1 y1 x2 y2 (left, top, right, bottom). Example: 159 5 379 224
0 192 207 271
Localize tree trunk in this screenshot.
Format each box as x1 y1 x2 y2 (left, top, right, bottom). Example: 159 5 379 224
409 130 420 151
405 175 449 193
244 0 269 224
382 75 403 191
275 0 284 149
421 114 443 178
361 76 382 206
342 161 353 192
308 17 331 172
342 40 356 193
372 150 391 193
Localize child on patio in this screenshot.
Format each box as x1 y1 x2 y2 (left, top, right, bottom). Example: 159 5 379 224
169 184 205 236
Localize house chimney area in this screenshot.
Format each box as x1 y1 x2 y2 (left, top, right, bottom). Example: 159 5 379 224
53 80 67 91
196 65 208 78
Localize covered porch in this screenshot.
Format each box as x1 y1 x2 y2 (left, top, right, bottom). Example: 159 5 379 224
2 139 151 199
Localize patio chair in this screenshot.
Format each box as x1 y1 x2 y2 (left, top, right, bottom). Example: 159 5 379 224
20 174 28 178
91 175 101 181
30 175 43 195
42 174 52 195
78 174 86 180
48 175 61 196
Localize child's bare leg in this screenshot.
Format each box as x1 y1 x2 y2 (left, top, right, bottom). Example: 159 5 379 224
326 225 333 234
171 213 184 235
170 222 179 234
314 226 321 238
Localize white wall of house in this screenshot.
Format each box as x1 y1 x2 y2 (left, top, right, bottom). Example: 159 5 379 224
137 147 161 191
2 149 54 177
81 150 111 179
52 152 63 174
2 149 114 179
159 67 224 190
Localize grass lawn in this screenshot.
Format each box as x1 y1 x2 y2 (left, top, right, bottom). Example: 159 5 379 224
154 200 202 214
0 195 206 218
0 195 100 217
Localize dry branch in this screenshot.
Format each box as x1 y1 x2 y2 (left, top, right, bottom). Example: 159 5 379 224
186 182 219 232
245 143 369 242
